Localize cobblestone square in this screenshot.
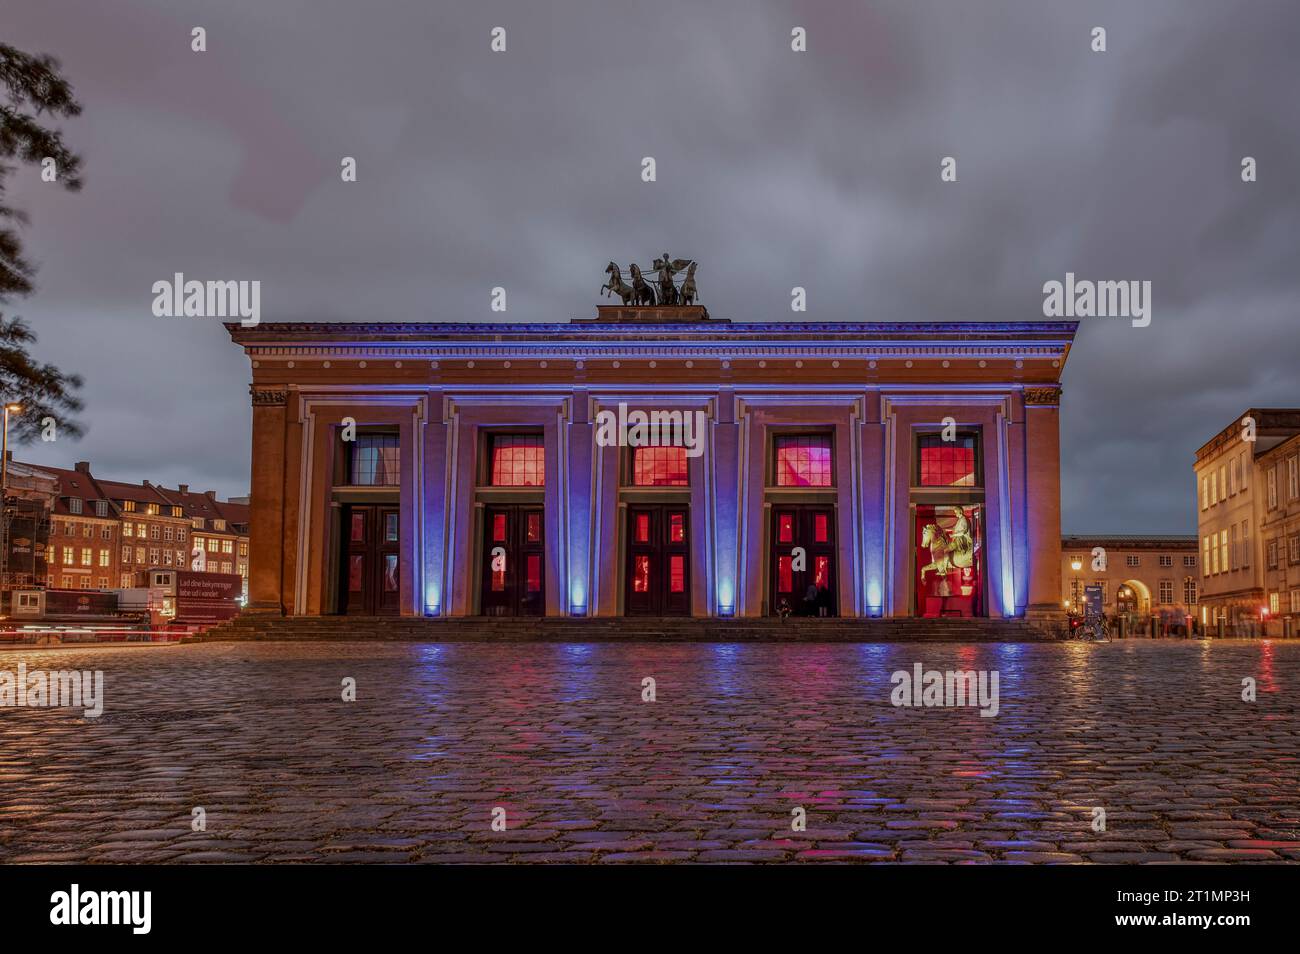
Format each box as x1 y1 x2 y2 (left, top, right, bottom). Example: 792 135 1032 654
1 639 1297 864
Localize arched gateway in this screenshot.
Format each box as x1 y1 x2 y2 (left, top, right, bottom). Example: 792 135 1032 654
228 299 1075 625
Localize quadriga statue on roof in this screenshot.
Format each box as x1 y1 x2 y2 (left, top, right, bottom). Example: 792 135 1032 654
600 255 698 306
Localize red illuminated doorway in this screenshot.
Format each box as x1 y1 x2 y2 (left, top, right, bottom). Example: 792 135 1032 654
481 505 545 616
625 505 690 616
340 504 400 615
915 504 983 617
769 506 836 616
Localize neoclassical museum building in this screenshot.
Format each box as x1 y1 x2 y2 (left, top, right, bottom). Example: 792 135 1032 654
228 303 1075 623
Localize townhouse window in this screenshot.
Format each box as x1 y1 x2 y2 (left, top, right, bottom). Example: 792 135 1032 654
164 551 173 566
136 523 146 537
221 561 232 574
1268 468 1278 509
164 527 173 542
95 500 108 517
101 527 111 540
1202 537 1211 576
136 547 145 563
83 525 92 538
122 500 136 513
98 550 109 567
1291 536 1300 565
120 574 131 588
178 530 187 543
349 433 401 486
238 542 248 557
214 519 226 531
1158 580 1174 604
97 577 108 589
124 523 134 538
1184 578 1198 605
1218 466 1226 502
1289 457 1299 500
150 526 160 540
172 506 183 517
1269 592 1280 615
631 446 689 487
1126 555 1140 568
774 433 834 487
1240 451 1249 490
1267 540 1279 569
192 518 204 530
68 498 83 514
149 549 159 564
1229 459 1239 495
207 538 219 552
221 539 232 553
146 503 159 516
487 433 544 487
121 546 131 563
1230 524 1239 571
1209 471 1217 504
1219 531 1228 574
1200 477 1208 511
1184 555 1197 567
1291 590 1300 615
1159 555 1172 567
916 433 978 487
80 548 91 566
1242 521 1251 567
175 550 185 565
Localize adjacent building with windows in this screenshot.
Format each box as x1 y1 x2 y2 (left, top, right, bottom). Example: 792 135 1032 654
229 306 1076 622
7 460 249 595
1060 535 1199 630
1195 409 1300 636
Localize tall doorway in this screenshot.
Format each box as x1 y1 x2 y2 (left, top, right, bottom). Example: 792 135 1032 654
481 505 545 616
768 505 836 616
339 504 400 615
625 505 690 616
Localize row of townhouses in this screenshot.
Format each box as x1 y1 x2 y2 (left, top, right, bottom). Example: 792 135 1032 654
2 458 249 594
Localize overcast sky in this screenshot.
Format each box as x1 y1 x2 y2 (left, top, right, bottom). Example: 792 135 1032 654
4 0 1297 531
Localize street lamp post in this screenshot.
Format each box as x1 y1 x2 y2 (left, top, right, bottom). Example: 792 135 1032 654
1070 557 1083 613
1 403 22 597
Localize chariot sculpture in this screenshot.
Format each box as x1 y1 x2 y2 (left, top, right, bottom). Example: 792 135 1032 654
602 254 699 306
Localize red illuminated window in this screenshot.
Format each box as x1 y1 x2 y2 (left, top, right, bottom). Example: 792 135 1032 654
778 513 793 543
777 556 793 593
525 555 541 593
814 513 829 543
350 512 366 543
774 435 833 487
635 513 650 543
632 555 650 593
632 446 689 486
669 555 685 593
492 513 507 542
525 512 541 543
815 555 830 588
918 434 978 487
669 513 685 543
490 434 545 486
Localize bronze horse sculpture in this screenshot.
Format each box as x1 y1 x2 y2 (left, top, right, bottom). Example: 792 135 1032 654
628 264 657 306
601 262 636 304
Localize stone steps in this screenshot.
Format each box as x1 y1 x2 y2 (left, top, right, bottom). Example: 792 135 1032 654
188 614 1057 643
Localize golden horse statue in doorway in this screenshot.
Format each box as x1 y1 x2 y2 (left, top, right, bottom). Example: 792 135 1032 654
920 508 975 581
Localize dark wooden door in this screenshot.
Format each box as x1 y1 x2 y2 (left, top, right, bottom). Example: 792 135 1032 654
769 505 836 616
481 505 545 616
340 504 400 615
625 505 690 616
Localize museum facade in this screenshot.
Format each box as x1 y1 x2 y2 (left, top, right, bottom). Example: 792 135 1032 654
228 306 1075 622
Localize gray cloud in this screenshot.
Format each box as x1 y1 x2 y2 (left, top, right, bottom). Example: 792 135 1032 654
4 0 1298 531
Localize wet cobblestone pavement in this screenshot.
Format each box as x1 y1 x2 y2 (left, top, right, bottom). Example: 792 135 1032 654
1 639 1297 863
